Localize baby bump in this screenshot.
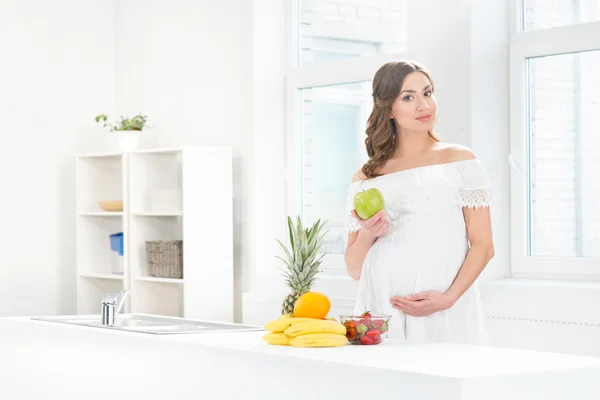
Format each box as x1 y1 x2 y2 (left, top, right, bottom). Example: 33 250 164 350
365 222 469 296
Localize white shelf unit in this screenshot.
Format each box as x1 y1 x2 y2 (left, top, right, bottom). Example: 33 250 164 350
76 152 127 315
75 146 234 322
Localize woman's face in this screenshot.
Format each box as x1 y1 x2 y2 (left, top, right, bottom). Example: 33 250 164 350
389 71 437 134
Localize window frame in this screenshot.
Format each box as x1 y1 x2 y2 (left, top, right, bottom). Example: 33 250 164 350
284 0 407 276
509 1 600 278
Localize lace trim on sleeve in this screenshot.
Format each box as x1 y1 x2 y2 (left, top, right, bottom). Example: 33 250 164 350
345 181 363 233
346 212 361 233
458 187 493 209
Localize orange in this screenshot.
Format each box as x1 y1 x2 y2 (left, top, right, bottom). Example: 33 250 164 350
293 292 331 319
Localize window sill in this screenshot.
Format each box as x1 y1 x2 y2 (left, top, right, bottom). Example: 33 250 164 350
482 276 600 291
480 277 600 326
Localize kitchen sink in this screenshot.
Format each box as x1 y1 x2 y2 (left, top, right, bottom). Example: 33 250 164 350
31 314 264 335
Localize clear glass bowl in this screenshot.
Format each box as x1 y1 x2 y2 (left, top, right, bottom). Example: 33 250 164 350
339 314 391 345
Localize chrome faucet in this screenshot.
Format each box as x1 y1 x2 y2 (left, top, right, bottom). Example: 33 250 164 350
101 289 129 327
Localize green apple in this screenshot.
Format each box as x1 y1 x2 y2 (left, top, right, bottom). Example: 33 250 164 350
353 188 385 220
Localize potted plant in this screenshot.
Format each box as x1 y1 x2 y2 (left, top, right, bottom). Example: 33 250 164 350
95 113 149 151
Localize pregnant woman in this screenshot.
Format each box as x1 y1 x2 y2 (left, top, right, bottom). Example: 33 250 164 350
344 60 494 345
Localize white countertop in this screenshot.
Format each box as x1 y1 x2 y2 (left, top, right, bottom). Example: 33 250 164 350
166 324 600 379
6 316 600 378
2 315 600 399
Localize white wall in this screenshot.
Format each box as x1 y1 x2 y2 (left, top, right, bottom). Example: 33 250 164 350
0 0 255 320
469 0 510 281
247 0 288 299
112 0 254 322
0 0 115 316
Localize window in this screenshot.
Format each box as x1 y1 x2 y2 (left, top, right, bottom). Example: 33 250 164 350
298 0 406 65
510 1 600 277
522 0 600 31
300 82 371 256
528 51 600 259
285 0 407 275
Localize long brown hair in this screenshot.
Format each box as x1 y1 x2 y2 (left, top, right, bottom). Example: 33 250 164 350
362 60 439 179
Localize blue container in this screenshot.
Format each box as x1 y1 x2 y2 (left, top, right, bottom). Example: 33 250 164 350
110 232 124 256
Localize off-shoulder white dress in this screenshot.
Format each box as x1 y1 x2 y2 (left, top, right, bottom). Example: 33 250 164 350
346 159 493 345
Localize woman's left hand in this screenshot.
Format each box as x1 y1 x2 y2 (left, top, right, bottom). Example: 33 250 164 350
390 291 455 317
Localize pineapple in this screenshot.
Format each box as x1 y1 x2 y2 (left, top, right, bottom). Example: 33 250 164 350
276 216 328 315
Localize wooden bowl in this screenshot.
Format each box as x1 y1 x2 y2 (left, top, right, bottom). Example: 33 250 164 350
98 200 123 212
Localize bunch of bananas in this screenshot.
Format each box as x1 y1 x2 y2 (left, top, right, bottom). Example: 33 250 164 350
262 315 348 348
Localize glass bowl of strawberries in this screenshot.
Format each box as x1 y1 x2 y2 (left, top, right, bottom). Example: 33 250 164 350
339 311 391 345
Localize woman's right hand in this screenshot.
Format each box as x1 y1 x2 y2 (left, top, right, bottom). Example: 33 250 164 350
351 209 388 239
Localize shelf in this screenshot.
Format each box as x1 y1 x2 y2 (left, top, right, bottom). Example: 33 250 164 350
132 148 182 155
132 212 182 217
134 276 183 284
129 151 182 213
129 216 182 283
80 272 124 281
76 146 234 322
77 217 124 276
130 279 183 317
77 152 123 159
77 278 124 315
76 155 124 212
79 212 123 217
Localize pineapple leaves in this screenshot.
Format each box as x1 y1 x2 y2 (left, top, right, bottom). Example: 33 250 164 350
275 255 291 269
275 239 293 263
287 216 295 254
276 215 330 289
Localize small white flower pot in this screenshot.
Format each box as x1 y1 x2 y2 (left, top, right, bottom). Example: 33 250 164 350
115 130 142 152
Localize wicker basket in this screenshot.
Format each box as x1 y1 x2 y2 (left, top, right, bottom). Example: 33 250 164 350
145 240 183 278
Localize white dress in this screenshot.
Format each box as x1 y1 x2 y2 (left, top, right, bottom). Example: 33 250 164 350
345 159 493 345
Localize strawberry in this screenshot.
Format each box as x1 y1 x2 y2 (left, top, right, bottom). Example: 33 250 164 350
366 328 382 344
344 320 358 329
372 319 384 329
358 310 374 327
366 329 380 337
360 335 374 345
346 327 357 340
